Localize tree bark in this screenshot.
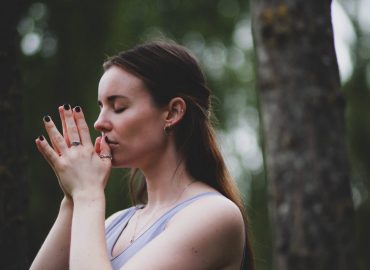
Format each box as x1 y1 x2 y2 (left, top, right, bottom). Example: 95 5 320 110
0 1 29 269
250 1 355 269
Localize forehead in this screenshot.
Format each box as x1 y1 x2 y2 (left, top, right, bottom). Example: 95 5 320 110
98 66 148 101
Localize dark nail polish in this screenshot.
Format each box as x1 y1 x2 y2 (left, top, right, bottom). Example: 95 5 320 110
105 136 109 143
43 115 51 122
63 104 70 110
74 106 81 112
39 135 44 141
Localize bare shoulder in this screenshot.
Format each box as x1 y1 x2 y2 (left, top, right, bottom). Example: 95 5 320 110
171 193 246 264
170 193 245 233
169 193 246 250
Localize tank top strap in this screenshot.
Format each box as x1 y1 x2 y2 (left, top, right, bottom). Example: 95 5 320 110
106 207 133 234
153 191 221 230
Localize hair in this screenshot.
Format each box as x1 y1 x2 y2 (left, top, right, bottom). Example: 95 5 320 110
103 40 254 270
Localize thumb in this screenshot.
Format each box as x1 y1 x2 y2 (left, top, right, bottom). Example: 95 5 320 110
94 136 102 154
99 135 112 162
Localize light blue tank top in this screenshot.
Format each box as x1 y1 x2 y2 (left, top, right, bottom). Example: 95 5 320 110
105 191 247 269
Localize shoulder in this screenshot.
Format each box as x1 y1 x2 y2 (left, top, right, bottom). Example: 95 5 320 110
173 193 243 224
169 193 245 266
169 193 245 244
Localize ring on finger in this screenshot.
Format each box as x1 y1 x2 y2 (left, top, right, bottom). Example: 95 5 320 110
99 153 112 160
71 141 81 146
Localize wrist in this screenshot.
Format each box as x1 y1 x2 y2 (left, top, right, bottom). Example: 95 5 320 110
72 189 105 203
60 196 73 210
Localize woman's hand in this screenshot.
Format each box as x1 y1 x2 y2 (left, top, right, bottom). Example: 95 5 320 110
35 104 112 200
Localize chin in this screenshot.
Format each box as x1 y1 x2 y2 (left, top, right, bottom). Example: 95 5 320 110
111 162 127 169
111 159 134 169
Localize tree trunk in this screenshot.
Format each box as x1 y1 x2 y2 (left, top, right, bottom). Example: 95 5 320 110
250 1 355 269
0 1 29 269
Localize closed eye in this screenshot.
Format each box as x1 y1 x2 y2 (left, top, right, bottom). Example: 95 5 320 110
115 108 126 113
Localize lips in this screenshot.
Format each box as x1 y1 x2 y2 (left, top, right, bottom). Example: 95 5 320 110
104 136 118 145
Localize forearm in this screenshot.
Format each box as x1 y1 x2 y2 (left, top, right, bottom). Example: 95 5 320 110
70 191 112 270
30 197 73 270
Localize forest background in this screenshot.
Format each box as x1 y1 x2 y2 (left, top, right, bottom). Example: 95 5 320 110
8 0 370 269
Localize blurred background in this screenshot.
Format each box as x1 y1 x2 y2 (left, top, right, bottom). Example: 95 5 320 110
17 0 369 269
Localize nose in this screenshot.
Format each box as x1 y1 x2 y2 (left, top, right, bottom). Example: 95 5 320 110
94 111 113 133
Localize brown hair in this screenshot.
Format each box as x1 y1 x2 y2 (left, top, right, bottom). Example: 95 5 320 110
103 40 254 270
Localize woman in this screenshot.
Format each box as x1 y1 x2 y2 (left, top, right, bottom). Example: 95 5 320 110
31 41 254 270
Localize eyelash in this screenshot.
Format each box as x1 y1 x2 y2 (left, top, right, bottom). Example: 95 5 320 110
115 108 126 113
97 104 126 113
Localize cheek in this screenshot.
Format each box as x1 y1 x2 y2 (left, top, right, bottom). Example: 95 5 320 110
118 111 164 143
134 121 165 145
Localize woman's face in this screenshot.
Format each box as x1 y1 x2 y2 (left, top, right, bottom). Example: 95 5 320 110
94 66 168 168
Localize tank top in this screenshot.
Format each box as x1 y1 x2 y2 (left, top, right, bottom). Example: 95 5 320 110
105 191 247 269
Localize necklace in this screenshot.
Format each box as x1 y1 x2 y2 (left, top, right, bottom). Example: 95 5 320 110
129 181 196 244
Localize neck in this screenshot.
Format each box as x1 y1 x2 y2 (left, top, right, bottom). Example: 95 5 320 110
139 144 195 210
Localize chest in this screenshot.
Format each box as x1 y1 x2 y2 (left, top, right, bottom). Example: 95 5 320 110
110 209 163 258
111 226 134 257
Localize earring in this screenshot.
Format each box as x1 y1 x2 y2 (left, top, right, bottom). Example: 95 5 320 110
164 124 172 134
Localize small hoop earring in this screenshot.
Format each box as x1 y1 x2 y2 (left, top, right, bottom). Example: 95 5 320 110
164 124 171 134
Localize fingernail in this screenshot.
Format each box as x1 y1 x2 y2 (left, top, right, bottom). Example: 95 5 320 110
105 136 109 143
63 104 71 110
74 106 81 112
43 115 51 122
38 135 44 141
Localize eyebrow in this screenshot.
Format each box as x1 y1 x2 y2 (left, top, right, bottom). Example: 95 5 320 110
98 95 129 106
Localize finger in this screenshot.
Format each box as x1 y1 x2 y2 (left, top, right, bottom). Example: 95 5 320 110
62 104 81 146
36 136 72 198
58 105 70 146
43 115 68 154
44 125 60 154
94 136 101 154
42 114 60 154
73 106 93 146
35 135 60 168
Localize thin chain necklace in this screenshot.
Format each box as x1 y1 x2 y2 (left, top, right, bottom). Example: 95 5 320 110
129 181 196 244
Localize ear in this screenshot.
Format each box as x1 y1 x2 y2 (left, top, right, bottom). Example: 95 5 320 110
164 97 186 127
